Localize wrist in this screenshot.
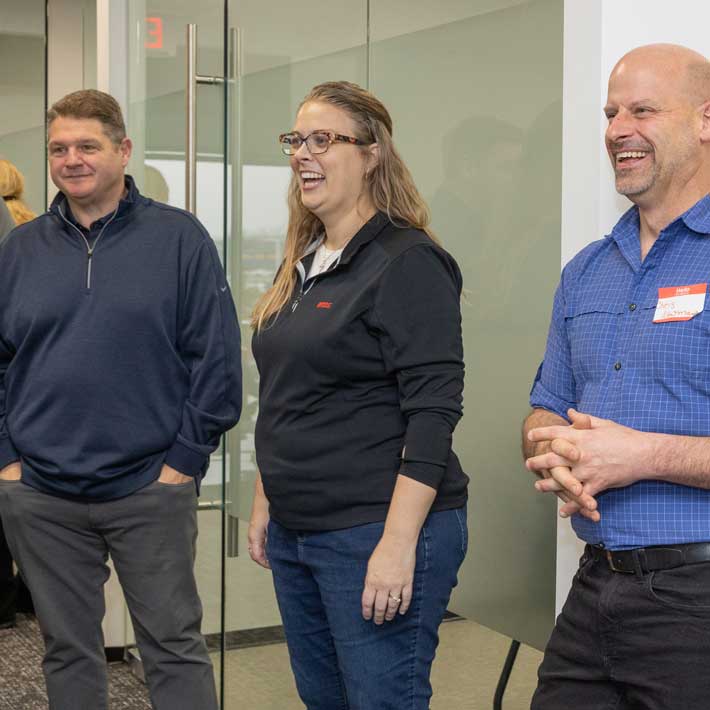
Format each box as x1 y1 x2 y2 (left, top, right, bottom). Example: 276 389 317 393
381 525 420 546
250 497 269 519
641 432 667 481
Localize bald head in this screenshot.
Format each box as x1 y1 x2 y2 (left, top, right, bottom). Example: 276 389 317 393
612 44 710 105
604 43 710 213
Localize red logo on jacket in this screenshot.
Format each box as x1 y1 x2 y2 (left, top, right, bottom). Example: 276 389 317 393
316 301 332 309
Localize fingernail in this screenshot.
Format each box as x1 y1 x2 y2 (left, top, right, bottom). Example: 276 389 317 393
560 511 568 518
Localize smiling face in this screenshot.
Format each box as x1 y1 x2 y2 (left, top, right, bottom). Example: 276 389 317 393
289 101 376 226
48 116 131 212
604 50 704 206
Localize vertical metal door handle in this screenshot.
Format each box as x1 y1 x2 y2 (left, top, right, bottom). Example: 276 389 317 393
227 513 240 557
185 24 225 215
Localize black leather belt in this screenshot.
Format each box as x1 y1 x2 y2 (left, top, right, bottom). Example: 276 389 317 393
588 542 710 574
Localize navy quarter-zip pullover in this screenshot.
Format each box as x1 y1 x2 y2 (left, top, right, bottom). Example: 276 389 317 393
252 212 468 530
0 177 242 500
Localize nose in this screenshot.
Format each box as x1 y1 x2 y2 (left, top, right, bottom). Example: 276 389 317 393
293 139 312 159
606 107 634 144
64 147 83 166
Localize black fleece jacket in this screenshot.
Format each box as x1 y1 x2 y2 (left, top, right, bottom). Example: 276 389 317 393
252 212 468 530
0 177 242 500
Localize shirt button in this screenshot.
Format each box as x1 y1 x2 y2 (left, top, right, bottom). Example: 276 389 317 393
629 303 637 311
614 361 622 371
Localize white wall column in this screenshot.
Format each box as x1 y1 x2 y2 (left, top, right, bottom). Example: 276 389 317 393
558 0 710 613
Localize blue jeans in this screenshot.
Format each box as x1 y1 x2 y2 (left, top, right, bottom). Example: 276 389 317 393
266 506 468 710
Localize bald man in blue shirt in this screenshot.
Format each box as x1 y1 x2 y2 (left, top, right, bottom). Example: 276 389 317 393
523 44 710 709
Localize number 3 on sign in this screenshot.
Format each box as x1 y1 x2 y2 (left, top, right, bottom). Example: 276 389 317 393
145 17 163 49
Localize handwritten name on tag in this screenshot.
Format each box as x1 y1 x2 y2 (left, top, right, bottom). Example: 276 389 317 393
653 283 707 323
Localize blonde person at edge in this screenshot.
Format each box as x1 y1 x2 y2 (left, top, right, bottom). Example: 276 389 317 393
0 159 36 226
247 81 469 710
0 159 35 629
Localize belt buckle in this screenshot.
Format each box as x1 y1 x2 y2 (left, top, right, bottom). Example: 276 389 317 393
605 549 632 574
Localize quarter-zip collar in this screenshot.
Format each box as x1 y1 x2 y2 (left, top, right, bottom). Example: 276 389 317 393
297 211 390 282
337 211 389 266
49 175 139 230
50 176 139 290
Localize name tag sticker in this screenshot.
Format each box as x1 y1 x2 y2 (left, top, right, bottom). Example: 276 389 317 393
653 283 707 323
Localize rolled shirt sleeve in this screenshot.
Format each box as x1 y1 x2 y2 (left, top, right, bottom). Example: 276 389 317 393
529 270 577 420
373 243 464 489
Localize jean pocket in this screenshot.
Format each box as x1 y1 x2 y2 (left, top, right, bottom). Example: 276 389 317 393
572 550 594 583
645 563 710 613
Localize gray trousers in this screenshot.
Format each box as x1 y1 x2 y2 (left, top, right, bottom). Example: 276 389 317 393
0 478 218 710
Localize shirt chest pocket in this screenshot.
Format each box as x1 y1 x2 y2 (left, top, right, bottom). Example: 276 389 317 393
564 299 624 383
636 299 710 390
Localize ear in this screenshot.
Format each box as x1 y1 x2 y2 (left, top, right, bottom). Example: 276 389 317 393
366 142 379 172
699 100 710 144
120 137 133 166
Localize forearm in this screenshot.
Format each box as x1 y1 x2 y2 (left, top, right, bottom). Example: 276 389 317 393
522 408 568 460
382 474 437 544
640 432 710 488
251 471 269 513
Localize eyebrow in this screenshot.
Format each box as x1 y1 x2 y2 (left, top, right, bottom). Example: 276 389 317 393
289 129 334 136
48 138 102 147
604 98 661 112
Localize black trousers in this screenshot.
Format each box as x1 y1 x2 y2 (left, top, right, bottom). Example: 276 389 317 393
533 548 710 710
0 516 17 620
0 515 33 619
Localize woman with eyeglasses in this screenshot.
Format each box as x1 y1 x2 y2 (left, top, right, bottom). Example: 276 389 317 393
248 81 468 710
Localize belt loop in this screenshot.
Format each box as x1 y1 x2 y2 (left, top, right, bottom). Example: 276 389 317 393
633 548 648 576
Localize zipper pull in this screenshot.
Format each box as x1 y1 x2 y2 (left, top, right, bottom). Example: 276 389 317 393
86 248 94 289
291 295 302 312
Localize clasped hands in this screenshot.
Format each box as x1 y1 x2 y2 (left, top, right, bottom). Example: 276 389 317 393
526 408 645 521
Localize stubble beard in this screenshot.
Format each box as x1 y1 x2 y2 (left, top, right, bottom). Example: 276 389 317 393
614 160 657 197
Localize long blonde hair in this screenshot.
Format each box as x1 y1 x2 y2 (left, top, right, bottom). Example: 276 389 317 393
0 159 36 225
251 81 438 331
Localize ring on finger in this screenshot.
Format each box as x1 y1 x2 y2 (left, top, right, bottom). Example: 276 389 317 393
388 593 401 603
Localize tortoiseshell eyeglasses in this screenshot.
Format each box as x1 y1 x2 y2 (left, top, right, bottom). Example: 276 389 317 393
278 130 368 156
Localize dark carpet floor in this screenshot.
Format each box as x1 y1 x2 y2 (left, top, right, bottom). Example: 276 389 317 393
0 614 151 709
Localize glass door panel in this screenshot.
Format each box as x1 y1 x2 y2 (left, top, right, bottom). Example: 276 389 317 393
124 0 229 699
0 0 47 214
222 1 367 707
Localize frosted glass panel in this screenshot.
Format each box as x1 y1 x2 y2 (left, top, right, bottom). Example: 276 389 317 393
371 0 563 650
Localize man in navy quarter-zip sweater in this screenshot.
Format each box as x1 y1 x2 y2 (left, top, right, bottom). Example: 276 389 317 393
0 90 241 710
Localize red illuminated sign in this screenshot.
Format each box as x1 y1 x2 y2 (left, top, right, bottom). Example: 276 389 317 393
145 17 163 49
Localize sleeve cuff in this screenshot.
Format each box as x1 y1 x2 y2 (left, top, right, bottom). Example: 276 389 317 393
165 441 209 478
399 459 446 490
529 381 574 421
0 437 19 471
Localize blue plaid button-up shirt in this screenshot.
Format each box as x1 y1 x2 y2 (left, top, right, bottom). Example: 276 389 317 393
531 194 710 550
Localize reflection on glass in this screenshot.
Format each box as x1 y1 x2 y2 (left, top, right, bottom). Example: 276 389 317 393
370 0 563 651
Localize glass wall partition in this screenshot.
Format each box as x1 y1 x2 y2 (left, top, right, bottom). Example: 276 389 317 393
222 2 368 706
369 0 563 652
119 1 562 706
